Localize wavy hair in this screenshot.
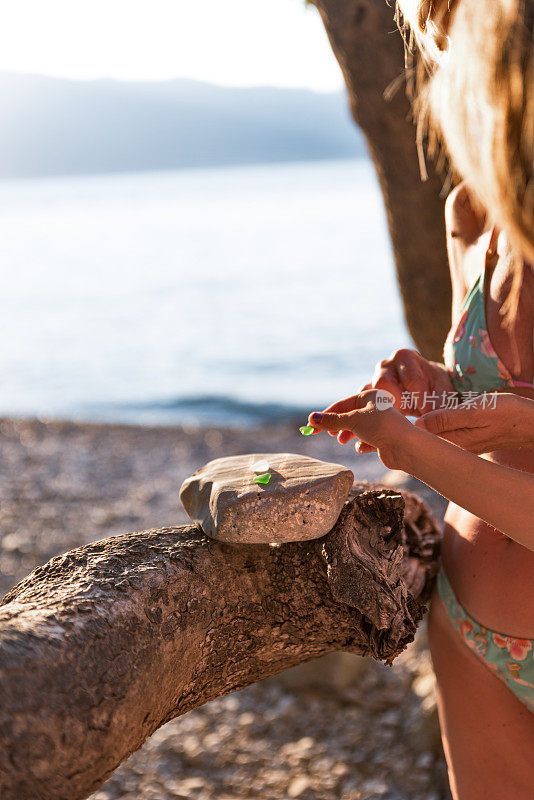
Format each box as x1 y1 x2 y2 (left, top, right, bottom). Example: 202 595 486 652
397 0 534 321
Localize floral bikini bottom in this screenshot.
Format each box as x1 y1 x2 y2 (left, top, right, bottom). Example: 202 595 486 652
437 568 534 712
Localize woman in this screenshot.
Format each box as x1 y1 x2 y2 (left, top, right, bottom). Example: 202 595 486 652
307 1 534 797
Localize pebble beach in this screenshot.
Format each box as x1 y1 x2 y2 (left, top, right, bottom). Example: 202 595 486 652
0 417 451 800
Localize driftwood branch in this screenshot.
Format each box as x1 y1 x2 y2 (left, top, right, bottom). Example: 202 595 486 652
0 485 440 800
311 0 451 361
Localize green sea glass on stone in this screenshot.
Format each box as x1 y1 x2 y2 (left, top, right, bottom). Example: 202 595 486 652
299 425 315 436
253 472 271 485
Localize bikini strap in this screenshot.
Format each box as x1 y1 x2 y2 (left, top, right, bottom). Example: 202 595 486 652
486 226 534 388
485 224 499 263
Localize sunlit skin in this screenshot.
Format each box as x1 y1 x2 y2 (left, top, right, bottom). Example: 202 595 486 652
416 391 534 452
308 183 534 799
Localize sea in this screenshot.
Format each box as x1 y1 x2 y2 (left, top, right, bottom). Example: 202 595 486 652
0 158 411 428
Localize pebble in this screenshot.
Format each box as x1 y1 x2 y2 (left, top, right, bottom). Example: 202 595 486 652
288 776 311 797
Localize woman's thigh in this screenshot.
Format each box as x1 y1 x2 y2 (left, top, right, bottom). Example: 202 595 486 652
428 589 534 800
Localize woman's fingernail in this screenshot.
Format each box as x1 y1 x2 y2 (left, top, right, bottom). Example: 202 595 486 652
311 412 323 422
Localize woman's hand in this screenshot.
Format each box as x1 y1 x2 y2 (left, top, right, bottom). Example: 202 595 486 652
312 390 534 551
415 393 534 453
322 349 455 448
370 348 454 414
308 389 417 470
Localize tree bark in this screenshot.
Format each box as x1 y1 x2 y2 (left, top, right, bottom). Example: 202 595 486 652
0 485 440 800
311 0 452 362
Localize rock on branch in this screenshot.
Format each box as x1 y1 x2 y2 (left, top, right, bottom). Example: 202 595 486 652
0 485 440 800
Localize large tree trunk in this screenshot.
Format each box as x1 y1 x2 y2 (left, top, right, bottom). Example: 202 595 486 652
0 485 440 800
311 0 452 362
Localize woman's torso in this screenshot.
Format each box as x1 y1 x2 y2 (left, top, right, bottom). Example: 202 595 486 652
442 184 534 637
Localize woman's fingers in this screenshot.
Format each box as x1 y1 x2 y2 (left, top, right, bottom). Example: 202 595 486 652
323 386 370 415
323 386 372 437
337 429 356 444
371 363 402 406
394 353 427 394
308 391 409 457
309 390 382 433
372 350 431 412
416 404 484 436
372 352 422 406
323 398 357 414
355 441 376 454
415 409 453 435
415 404 492 452
307 413 376 453
416 421 488 453
309 410 356 433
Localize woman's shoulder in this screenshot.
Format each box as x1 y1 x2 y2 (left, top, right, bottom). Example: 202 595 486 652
445 181 488 244
445 182 490 306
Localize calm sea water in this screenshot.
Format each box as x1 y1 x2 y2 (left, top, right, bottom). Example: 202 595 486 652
0 159 411 427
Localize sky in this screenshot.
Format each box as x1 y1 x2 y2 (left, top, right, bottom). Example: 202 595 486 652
0 0 344 91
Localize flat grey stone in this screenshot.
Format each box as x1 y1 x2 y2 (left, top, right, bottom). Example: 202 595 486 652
179 453 354 543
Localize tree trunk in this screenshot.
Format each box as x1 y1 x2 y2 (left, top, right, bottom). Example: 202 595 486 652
0 485 440 800
311 0 452 362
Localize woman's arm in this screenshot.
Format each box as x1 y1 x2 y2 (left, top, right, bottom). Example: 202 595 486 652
395 424 534 550
308 392 534 551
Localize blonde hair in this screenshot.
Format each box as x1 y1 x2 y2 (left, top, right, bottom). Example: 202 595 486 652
395 1 454 65
396 0 534 318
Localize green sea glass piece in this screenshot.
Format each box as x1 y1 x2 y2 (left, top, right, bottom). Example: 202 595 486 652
253 472 271 485
299 425 315 436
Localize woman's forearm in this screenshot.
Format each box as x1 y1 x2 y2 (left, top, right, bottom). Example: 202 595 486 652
393 426 534 550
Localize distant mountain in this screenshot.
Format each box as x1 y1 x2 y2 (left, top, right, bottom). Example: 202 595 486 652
0 73 367 178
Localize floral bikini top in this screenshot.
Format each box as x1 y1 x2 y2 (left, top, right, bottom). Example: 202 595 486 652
443 228 534 395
